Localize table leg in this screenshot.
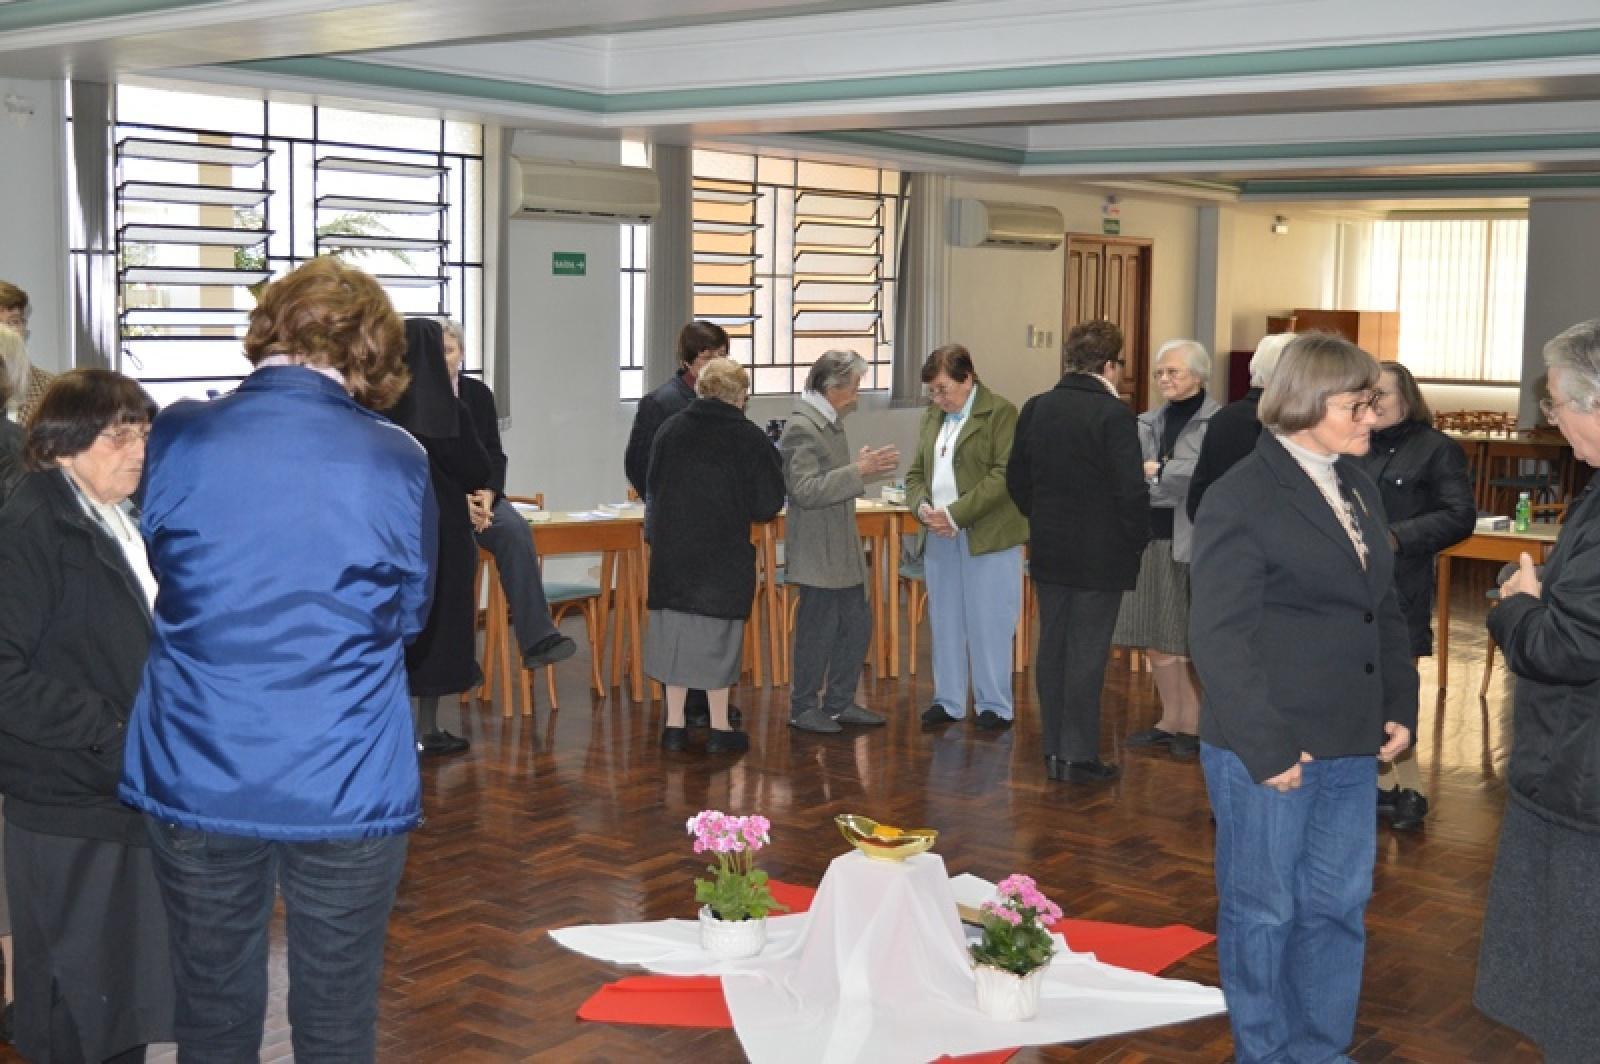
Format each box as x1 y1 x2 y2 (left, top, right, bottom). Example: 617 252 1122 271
596 549 618 694
886 525 901 680
626 546 645 703
1436 552 1452 691
763 525 782 688
867 533 884 677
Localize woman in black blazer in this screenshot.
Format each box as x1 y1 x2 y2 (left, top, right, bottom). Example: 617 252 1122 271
1360 361 1475 830
1189 333 1418 1064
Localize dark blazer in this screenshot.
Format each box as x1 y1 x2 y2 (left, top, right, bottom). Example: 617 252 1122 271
1489 481 1600 831
1191 432 1419 783
625 370 695 497
1007 373 1150 590
0 470 150 844
1186 388 1263 522
0 416 23 508
647 398 786 619
459 374 508 499
1359 419 1476 656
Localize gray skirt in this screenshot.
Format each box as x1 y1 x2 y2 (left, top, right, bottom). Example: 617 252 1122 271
6 821 175 1063
1112 538 1191 655
645 609 745 690
1475 796 1600 1061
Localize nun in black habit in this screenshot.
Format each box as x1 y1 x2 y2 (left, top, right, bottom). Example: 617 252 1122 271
391 317 492 753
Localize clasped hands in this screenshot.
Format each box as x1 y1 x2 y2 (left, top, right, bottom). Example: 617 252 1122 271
1262 722 1412 793
917 502 958 538
466 489 494 533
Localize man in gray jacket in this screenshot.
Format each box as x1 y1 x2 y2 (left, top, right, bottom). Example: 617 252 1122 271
780 350 900 733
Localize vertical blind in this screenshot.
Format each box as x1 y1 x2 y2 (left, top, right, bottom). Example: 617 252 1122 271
1365 219 1526 382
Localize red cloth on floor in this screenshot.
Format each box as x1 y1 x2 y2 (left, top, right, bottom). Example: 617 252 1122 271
574 878 1213 1062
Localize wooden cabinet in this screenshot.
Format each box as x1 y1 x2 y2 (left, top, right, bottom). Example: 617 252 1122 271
1290 309 1400 359
1064 235 1153 410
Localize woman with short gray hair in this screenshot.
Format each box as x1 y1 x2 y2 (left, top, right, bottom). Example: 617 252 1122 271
1190 332 1415 1063
1118 338 1219 761
781 349 899 733
1475 317 1600 1060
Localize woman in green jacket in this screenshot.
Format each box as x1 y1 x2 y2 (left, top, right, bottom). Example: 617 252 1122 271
905 345 1029 729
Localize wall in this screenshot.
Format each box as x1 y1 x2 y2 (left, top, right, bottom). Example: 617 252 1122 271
943 178 1201 413
1225 207 1340 353
0 77 69 372
1519 197 1600 425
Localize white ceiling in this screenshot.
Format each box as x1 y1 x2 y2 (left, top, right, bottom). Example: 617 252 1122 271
9 0 1600 205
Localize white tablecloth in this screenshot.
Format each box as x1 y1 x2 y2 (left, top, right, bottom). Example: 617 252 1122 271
551 852 1225 1062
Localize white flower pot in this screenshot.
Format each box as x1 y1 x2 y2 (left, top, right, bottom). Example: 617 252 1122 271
973 962 1046 1021
698 905 767 959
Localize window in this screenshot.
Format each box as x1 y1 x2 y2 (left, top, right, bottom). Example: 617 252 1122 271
1361 219 1526 382
619 149 899 400
114 86 484 406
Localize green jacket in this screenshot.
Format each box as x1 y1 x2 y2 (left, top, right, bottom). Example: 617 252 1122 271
905 382 1029 556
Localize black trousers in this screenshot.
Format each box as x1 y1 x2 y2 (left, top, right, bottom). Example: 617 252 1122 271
475 497 559 654
1034 581 1123 761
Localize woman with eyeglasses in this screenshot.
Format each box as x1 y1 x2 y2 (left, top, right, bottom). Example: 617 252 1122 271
904 344 1028 730
0 369 174 1063
1359 361 1475 831
1190 333 1416 1063
1116 339 1220 761
1475 320 1600 1061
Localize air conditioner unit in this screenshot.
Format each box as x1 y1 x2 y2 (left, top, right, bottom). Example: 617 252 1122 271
952 199 1065 250
510 157 660 224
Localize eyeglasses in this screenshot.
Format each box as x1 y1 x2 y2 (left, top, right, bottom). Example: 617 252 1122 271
1152 368 1190 379
1334 392 1382 418
98 425 150 448
926 382 962 400
1540 396 1578 421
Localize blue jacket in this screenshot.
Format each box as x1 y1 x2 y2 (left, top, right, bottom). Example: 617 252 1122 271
119 367 437 840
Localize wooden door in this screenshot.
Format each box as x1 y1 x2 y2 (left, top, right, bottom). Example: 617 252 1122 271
1063 235 1153 410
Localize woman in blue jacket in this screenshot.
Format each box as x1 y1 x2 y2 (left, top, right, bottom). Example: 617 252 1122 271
121 257 435 1063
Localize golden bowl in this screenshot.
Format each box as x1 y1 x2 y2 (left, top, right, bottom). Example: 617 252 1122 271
835 814 938 861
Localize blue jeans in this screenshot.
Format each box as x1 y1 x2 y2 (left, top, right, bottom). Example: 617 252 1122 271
1201 743 1377 1064
147 820 409 1064
923 532 1022 719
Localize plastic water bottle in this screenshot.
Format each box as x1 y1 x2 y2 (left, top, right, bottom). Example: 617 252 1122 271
1515 491 1532 533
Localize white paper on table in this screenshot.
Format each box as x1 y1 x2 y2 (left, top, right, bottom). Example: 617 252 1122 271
550 853 1225 1063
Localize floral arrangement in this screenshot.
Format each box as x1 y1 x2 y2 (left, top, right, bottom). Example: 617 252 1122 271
969 874 1062 976
686 810 789 923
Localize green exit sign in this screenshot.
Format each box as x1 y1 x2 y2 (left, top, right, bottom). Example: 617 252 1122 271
552 252 587 276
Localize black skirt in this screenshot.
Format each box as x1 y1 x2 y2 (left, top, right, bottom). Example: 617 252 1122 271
5 823 175 1062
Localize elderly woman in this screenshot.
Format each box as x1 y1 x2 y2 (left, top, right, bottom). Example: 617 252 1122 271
1360 361 1475 831
0 282 54 420
1475 319 1600 1061
1117 339 1220 760
1187 332 1295 520
391 317 493 755
1191 332 1417 1064
121 257 432 1061
644 358 786 753
906 344 1028 729
781 349 899 734
0 370 174 1062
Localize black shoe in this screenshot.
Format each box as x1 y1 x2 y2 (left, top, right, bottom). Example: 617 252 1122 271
1044 755 1068 782
921 704 960 726
1064 759 1121 784
523 633 577 670
660 726 688 752
1169 733 1200 761
1126 727 1174 746
1377 785 1399 814
706 729 750 755
975 710 1012 731
1389 788 1429 831
419 730 469 756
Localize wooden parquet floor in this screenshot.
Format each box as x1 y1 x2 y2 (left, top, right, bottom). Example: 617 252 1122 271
7 561 1542 1062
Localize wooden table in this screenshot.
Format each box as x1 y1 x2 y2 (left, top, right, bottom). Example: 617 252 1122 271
1435 522 1561 690
526 509 647 702
1445 431 1572 511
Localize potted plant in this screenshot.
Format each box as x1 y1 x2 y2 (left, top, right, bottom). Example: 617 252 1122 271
686 810 788 958
968 874 1063 1020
